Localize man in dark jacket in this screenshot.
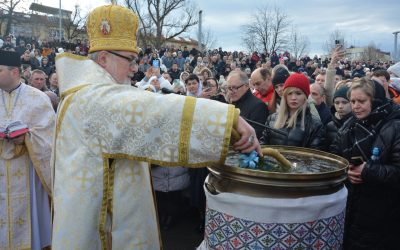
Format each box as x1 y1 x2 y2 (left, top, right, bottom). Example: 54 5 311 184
226 70 269 139
310 83 332 125
168 62 181 82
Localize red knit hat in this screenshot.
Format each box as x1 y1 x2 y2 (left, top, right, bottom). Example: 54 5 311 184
283 73 310 97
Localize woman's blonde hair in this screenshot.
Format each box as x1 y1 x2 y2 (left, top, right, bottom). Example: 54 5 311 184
348 77 374 100
335 79 352 90
274 87 308 130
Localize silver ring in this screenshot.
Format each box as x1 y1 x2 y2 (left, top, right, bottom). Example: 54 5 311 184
247 135 255 145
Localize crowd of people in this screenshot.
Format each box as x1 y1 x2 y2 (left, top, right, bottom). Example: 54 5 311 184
1 3 400 249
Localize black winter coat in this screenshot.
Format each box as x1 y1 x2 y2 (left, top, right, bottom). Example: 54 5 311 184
232 89 269 139
325 109 352 150
260 107 325 150
330 102 400 250
315 102 332 125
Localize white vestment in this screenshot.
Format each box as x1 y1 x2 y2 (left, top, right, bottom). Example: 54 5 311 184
0 83 55 249
52 53 238 249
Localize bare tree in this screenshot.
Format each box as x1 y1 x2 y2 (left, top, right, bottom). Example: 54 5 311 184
287 26 309 59
200 27 217 51
269 6 290 52
63 4 87 40
242 5 290 53
0 0 26 37
242 28 259 53
361 42 382 61
323 29 346 54
122 0 198 49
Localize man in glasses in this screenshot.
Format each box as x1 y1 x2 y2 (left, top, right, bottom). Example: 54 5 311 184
52 4 261 250
226 70 269 139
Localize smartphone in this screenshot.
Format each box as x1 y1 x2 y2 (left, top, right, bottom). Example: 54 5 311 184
335 40 342 48
350 156 363 166
152 59 160 68
203 82 211 91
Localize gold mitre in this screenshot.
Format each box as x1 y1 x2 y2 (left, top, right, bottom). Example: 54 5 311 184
86 5 139 53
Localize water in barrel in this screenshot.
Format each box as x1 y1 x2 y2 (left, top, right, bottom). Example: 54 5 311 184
225 152 337 173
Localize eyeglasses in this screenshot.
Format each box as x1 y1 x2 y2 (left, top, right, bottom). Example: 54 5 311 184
107 51 137 65
227 83 246 92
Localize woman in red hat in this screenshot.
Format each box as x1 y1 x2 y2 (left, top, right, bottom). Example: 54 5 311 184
261 73 325 149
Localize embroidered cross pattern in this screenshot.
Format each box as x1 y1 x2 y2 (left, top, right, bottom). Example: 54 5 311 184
207 114 226 136
76 169 96 190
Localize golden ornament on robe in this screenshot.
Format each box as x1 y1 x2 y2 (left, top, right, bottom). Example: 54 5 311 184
86 5 139 53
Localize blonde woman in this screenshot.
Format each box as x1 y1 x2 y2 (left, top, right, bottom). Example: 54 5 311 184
261 73 325 149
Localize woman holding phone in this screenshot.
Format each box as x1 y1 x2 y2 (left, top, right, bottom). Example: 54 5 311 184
330 78 400 249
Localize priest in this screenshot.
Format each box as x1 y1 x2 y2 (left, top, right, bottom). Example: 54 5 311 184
0 50 55 249
51 4 261 250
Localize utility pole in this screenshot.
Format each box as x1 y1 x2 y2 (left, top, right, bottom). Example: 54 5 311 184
394 31 400 61
198 10 202 52
59 0 62 41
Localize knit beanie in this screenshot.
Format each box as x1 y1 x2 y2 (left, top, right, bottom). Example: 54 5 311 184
333 86 349 101
371 80 388 110
283 73 310 97
272 67 290 86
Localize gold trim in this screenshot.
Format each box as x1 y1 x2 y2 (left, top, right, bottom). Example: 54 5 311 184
178 97 196 164
6 160 12 248
108 160 116 216
55 94 74 138
102 152 220 168
25 156 32 250
148 163 163 249
56 52 88 62
99 157 109 250
232 107 240 130
220 105 235 164
60 84 90 100
24 136 51 196
12 144 27 158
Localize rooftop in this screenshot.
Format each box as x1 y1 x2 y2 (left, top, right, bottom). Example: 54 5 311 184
29 3 72 16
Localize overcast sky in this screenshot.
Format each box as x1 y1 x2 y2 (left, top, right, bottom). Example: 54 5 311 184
39 0 399 56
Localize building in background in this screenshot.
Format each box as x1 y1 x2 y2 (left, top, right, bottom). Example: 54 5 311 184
141 36 199 51
345 46 391 62
0 3 86 43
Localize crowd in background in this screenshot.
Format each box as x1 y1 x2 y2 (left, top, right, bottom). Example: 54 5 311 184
1 34 398 94
2 32 400 249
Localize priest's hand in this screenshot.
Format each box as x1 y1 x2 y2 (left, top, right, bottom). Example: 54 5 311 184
9 134 25 145
233 117 263 157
